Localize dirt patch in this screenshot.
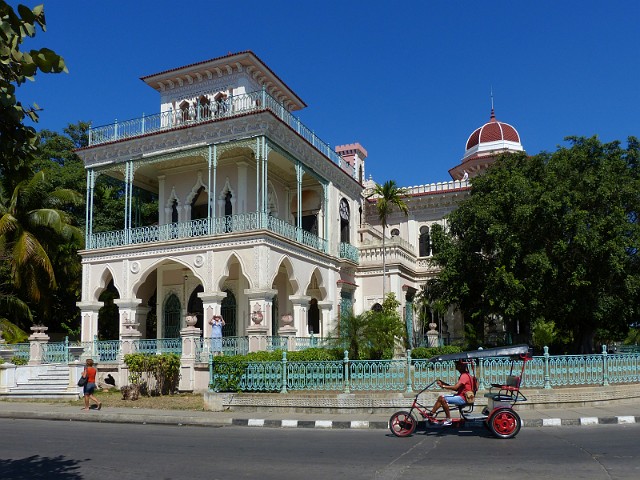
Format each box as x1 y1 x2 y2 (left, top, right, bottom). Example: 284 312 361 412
5 389 206 411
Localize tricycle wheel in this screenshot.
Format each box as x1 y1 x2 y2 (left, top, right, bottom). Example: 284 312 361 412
488 408 521 439
389 411 417 437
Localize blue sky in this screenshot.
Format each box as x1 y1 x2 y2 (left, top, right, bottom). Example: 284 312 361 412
20 0 640 188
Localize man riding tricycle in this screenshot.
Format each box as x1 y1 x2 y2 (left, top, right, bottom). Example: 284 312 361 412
389 344 532 439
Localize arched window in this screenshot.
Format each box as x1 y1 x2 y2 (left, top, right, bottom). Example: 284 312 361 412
197 95 210 119
221 290 236 337
308 298 320 335
223 191 233 232
419 225 431 257
164 294 181 338
191 186 207 220
171 199 179 224
339 198 350 243
187 284 204 331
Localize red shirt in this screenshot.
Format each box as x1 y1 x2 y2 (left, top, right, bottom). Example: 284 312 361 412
456 372 473 397
85 366 97 383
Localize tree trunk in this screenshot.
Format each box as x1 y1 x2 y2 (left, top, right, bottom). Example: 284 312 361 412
382 226 386 299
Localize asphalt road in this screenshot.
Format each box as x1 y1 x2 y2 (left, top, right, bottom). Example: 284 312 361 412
1 420 639 479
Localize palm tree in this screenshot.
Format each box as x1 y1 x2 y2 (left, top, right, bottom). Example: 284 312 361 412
0 171 83 324
367 180 408 297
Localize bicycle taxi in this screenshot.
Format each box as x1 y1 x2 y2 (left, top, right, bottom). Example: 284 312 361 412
389 344 532 439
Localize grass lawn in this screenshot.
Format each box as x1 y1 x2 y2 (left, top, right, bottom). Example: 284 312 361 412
2 389 206 411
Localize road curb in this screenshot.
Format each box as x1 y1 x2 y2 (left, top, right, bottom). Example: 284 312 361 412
0 411 637 430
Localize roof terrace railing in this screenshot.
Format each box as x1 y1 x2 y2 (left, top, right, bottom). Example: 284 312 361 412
88 89 356 178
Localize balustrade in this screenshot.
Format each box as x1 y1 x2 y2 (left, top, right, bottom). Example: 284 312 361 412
89 90 354 178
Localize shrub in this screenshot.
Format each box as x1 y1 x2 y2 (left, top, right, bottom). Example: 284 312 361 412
409 345 462 359
123 353 180 395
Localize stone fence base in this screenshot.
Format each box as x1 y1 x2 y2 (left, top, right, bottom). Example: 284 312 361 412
204 383 640 414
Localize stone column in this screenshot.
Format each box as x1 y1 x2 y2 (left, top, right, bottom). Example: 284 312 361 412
278 313 297 350
28 325 50 365
179 314 201 392
317 301 333 338
0 331 16 393
118 315 142 386
426 322 439 347
198 291 227 339
244 289 277 352
77 302 102 342
289 295 311 336
115 299 143 339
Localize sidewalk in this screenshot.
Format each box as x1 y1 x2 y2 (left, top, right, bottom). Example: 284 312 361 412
1 395 639 430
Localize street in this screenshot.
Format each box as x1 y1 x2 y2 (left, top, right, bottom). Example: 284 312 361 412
1 419 639 479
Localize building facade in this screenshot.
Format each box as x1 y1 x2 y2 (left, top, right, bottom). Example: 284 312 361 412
75 51 523 349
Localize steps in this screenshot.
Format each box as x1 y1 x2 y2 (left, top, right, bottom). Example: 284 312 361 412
6 364 80 399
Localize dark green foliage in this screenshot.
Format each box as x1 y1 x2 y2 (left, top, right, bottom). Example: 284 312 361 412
0 1 67 193
210 349 345 392
409 345 462 359
427 137 640 353
123 353 181 395
331 293 406 359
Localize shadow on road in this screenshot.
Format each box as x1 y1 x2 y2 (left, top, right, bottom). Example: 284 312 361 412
0 454 85 479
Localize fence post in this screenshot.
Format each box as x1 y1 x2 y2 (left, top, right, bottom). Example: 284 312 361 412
280 351 288 394
208 354 214 391
602 344 609 386
543 346 552 389
478 357 486 391
406 349 413 393
343 350 350 394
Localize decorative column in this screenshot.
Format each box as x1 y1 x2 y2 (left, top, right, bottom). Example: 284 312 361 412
118 311 142 385
295 161 303 242
317 301 333 338
278 313 297 351
244 289 276 352
0 330 16 393
426 321 439 347
179 314 201 392
77 302 102 342
289 295 311 337
28 325 50 365
198 291 227 339
114 299 143 339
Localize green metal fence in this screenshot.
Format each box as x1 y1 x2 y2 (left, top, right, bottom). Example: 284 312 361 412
210 347 640 393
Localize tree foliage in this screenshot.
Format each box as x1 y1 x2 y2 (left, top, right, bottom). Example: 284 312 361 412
332 293 406 359
366 180 409 296
427 137 640 353
0 1 67 192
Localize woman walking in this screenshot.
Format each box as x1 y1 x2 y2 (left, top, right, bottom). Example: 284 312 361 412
81 358 102 411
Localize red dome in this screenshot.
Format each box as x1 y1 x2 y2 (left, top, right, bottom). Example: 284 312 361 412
465 109 520 151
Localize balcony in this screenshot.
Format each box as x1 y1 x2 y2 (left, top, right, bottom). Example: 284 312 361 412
88 89 356 178
86 211 361 262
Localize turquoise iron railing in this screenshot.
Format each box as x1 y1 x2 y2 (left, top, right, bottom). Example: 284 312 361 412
196 337 249 361
133 338 182 355
210 348 640 393
89 89 355 178
88 211 330 255
339 242 359 262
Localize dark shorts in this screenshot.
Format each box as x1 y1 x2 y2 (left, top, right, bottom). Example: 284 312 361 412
84 382 96 395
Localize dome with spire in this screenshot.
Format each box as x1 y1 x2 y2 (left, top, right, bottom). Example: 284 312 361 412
462 108 523 160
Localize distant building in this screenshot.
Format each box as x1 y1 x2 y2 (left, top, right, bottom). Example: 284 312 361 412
75 51 523 349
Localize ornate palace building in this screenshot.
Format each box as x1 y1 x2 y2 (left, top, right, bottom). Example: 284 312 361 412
75 51 523 349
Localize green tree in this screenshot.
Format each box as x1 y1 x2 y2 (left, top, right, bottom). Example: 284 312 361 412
0 1 67 192
0 170 83 327
367 180 408 297
427 137 640 353
331 293 406 359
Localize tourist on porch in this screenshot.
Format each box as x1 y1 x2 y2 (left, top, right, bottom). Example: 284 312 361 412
209 315 225 355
